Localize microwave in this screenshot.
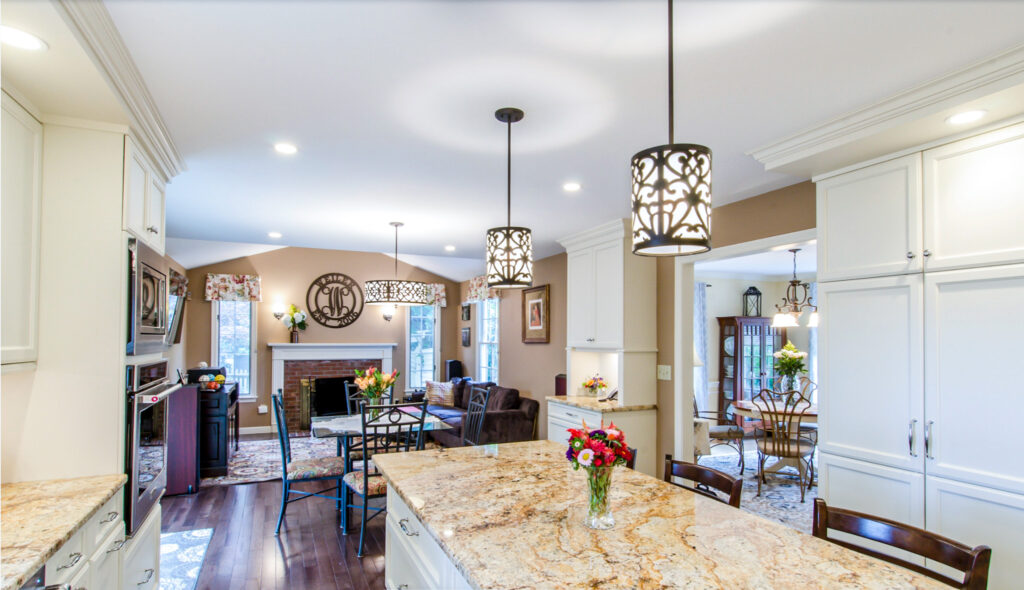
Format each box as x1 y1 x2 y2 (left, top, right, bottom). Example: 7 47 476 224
127 237 168 355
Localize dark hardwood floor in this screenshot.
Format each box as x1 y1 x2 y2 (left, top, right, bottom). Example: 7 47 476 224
161 480 386 590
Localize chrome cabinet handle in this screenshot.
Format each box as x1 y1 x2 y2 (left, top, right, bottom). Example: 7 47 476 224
398 585 409 590
138 568 155 585
923 249 932 257
906 251 915 260
146 225 158 234
44 585 72 590
908 419 918 457
56 552 82 571
924 420 935 459
565 412 577 418
398 518 418 536
100 511 119 524
107 539 128 553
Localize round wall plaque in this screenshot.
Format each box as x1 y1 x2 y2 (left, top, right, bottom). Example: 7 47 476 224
306 273 364 328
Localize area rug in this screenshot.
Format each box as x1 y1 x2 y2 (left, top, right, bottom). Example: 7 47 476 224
200 436 337 487
697 451 816 533
159 528 212 590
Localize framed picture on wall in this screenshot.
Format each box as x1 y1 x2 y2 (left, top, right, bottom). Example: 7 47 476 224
461 304 471 321
521 284 550 343
461 327 471 347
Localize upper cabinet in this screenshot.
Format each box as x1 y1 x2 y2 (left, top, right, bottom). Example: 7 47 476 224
817 122 1024 282
1 93 43 366
123 136 167 254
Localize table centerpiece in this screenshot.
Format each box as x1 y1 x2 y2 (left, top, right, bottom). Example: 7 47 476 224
354 366 399 417
772 340 807 393
566 421 633 529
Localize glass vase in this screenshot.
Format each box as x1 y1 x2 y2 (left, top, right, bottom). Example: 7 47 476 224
584 465 615 529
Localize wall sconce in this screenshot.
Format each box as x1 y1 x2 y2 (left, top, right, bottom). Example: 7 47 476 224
382 304 396 323
272 301 286 320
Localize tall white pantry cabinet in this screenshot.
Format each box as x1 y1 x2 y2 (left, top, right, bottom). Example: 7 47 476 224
815 121 1024 589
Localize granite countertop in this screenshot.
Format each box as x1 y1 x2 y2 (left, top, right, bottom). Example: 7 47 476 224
547 395 657 413
374 441 946 590
1 474 127 590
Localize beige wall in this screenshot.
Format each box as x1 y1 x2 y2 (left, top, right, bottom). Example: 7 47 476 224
184 246 459 428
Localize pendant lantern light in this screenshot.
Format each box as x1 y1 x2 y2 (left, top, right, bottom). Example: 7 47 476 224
771 248 818 328
631 0 712 256
365 222 430 306
486 107 533 288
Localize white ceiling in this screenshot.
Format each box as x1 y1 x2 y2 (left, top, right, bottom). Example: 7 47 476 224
95 1 1024 270
696 240 816 280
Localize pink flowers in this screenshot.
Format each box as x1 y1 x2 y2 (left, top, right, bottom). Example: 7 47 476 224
577 448 595 467
566 421 632 472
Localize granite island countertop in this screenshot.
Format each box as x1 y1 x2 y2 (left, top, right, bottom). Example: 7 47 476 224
373 440 945 590
1 474 126 590
547 395 657 413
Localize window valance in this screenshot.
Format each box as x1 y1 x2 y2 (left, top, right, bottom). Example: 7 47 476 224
205 273 262 302
169 268 189 297
463 275 500 304
428 283 447 307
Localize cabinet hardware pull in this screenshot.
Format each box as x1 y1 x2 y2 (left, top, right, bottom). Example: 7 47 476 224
100 511 119 524
565 412 577 418
922 249 932 257
57 552 82 571
43 584 72 590
908 419 918 457
146 225 158 234
906 251 915 260
398 518 419 536
398 585 409 589
924 420 935 459
138 568 155 585
107 539 128 553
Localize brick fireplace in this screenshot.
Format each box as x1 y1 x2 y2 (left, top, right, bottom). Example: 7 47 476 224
269 343 397 433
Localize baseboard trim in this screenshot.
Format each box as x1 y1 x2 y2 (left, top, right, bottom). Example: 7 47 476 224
239 426 274 435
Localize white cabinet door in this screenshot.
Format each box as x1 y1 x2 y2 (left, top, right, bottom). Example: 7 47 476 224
816 154 922 282
89 526 125 590
926 476 1024 590
924 265 1024 495
146 175 166 254
923 122 1024 272
123 505 160 590
1 93 43 365
818 276 924 472
566 249 595 346
124 144 148 238
592 240 623 348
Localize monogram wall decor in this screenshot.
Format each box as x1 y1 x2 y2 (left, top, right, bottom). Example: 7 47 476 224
306 273 364 328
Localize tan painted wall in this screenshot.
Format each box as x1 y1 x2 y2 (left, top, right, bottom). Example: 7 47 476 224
184 246 459 428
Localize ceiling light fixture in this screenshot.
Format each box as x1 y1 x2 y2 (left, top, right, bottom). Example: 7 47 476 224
563 181 581 192
268 231 282 239
486 107 533 288
945 110 986 125
365 222 429 306
772 248 818 328
444 245 456 252
631 0 712 257
0 26 48 51
274 142 298 155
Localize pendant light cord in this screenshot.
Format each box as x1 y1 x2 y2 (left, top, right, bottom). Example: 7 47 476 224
394 224 399 279
506 117 512 227
667 0 674 145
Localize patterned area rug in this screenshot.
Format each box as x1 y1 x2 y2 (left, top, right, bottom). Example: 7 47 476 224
697 450 817 533
200 436 338 487
159 528 212 590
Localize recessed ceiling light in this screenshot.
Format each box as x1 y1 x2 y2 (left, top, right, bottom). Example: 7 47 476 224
268 231 282 239
0 26 48 51
562 181 582 192
444 245 456 252
274 142 298 155
946 110 986 125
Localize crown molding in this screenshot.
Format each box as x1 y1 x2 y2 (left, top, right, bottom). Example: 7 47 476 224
54 0 184 183
748 43 1024 172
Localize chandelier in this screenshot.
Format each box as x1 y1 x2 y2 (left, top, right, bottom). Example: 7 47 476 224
631 0 712 256
772 249 818 328
486 107 533 288
365 222 429 308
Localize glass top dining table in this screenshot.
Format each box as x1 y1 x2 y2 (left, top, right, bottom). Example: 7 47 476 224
310 410 452 439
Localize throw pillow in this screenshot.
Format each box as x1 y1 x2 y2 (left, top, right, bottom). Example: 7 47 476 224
425 381 455 407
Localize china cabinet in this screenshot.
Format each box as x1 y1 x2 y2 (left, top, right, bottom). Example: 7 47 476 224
715 316 785 430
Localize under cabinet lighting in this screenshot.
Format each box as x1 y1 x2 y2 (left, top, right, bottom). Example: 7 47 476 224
946 110 986 125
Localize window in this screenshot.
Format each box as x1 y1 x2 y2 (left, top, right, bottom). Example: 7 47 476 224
211 301 257 397
407 304 439 389
478 298 499 382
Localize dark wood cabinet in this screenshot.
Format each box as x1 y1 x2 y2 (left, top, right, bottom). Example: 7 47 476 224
716 316 786 431
166 384 199 495
199 382 239 478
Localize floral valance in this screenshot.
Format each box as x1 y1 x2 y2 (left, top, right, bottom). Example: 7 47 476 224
428 283 447 307
204 273 262 302
462 275 499 304
169 268 189 297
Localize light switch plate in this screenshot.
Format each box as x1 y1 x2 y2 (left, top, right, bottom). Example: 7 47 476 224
657 365 671 381
257 404 269 414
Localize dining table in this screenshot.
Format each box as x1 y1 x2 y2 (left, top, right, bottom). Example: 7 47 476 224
732 398 819 479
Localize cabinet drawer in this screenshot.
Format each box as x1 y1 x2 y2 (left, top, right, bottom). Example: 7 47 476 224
386 485 451 587
44 526 85 585
123 504 160 590
200 392 227 414
385 516 434 590
547 402 600 426
89 524 126 590
84 488 124 555
65 559 90 590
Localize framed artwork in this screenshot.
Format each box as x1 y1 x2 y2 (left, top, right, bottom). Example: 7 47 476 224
461 327 471 347
461 304 471 321
521 284 550 343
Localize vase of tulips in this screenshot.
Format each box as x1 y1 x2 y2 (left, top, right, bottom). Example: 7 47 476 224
353 366 398 418
566 422 632 529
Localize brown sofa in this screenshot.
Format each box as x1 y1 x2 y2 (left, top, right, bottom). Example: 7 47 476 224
426 378 539 447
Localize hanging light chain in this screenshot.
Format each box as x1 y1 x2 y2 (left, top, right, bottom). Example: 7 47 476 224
667 0 674 145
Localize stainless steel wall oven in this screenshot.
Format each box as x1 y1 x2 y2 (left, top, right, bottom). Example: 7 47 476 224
125 358 178 534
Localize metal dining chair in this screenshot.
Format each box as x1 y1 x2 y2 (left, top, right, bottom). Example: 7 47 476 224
461 386 490 446
664 454 742 507
754 387 815 502
625 447 638 470
693 398 746 472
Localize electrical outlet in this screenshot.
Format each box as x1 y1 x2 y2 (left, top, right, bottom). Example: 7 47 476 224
257 404 268 414
657 365 671 381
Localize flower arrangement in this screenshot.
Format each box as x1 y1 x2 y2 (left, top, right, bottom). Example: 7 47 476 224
353 366 399 413
772 340 807 391
581 374 607 397
281 304 307 330
566 421 632 529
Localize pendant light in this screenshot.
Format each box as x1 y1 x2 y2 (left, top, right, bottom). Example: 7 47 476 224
365 222 429 307
631 0 712 256
486 107 533 288
771 249 818 328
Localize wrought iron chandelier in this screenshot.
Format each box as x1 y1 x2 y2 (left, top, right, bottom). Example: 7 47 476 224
486 107 533 288
631 0 712 256
772 249 819 328
365 222 429 307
